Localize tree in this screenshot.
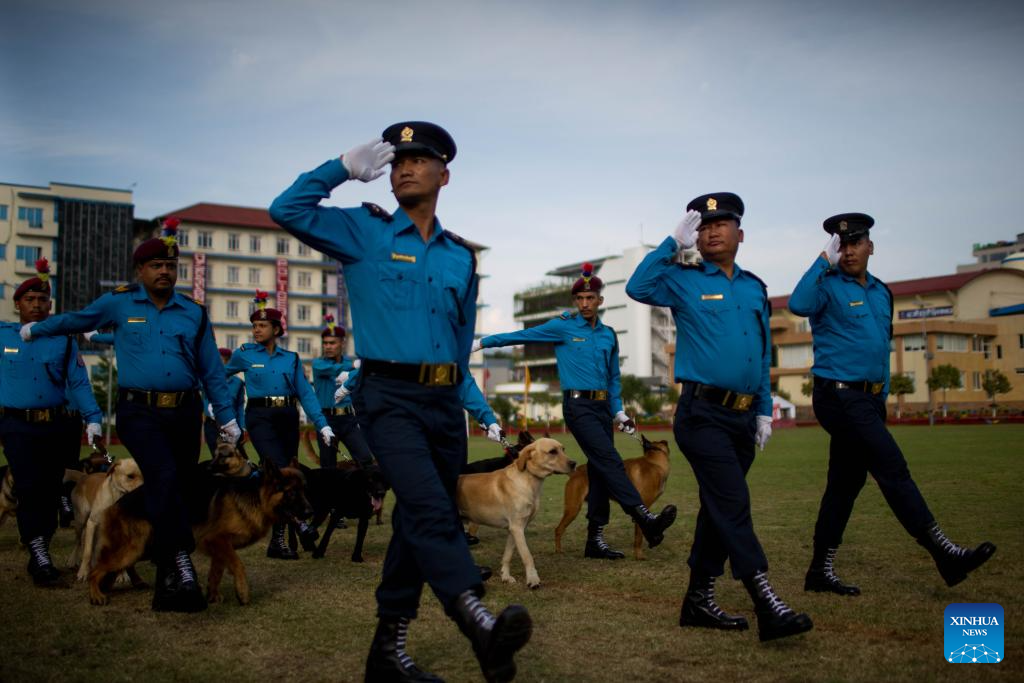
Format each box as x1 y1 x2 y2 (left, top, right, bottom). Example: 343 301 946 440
490 395 517 427
640 394 664 417
981 369 1012 417
927 364 962 418
889 373 915 419
530 392 560 427
665 385 680 405
620 374 650 412
801 376 814 398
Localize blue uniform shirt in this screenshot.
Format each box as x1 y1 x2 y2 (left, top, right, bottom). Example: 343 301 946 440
626 236 772 417
459 373 497 427
90 332 115 345
0 323 102 423
29 285 235 425
312 355 357 409
481 312 624 415
202 374 247 430
225 342 327 431
270 159 478 373
788 257 893 396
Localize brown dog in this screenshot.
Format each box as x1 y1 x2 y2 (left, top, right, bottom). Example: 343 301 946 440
88 454 312 606
554 434 671 560
70 458 144 581
457 437 576 588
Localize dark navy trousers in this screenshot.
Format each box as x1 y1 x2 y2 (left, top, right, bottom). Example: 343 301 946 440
1 415 65 543
354 373 480 618
58 411 83 469
563 397 643 525
317 412 376 470
811 381 935 547
673 386 768 580
116 394 203 559
245 405 299 468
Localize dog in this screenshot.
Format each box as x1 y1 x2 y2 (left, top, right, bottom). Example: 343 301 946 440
88 454 312 606
297 460 388 561
0 466 16 527
69 458 144 581
554 434 671 560
456 437 576 588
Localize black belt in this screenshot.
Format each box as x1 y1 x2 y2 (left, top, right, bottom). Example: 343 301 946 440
563 390 609 401
325 406 356 416
815 377 884 395
361 359 460 387
120 389 199 408
684 382 755 412
249 396 298 408
0 406 70 423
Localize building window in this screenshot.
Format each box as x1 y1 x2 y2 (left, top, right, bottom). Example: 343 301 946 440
297 304 310 322
997 345 1003 360
249 235 261 253
958 371 966 391
298 243 310 256
248 267 261 285
228 233 240 251
226 334 238 349
178 263 190 280
1019 334 1024 349
177 229 189 247
16 245 41 266
227 266 239 284
197 231 213 248
296 337 312 354
972 371 982 390
276 237 290 255
935 334 967 352
0 204 7 220
778 343 813 369
226 301 239 319
983 339 991 359
0 244 6 260
297 271 312 288
18 206 43 227
903 334 926 352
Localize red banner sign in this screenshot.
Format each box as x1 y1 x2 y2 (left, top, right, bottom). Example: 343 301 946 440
192 252 206 304
276 258 289 330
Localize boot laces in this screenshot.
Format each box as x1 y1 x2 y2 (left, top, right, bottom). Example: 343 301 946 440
593 526 611 551
28 537 52 568
273 525 288 550
174 551 197 584
932 526 967 558
395 617 416 671
463 593 496 631
754 572 792 616
823 547 840 579
699 577 727 617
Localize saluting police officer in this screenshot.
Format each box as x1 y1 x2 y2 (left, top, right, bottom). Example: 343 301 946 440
475 264 677 559
22 219 241 612
627 193 813 642
790 213 995 594
271 122 531 683
1 259 103 587
225 291 334 559
311 316 375 470
203 347 247 459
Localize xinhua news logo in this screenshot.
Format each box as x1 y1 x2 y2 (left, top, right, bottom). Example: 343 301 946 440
944 603 1003 663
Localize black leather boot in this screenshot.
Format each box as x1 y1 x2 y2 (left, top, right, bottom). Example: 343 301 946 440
915 522 996 587
742 571 813 642
679 573 749 631
267 523 299 559
804 546 860 596
365 616 444 683
26 536 67 589
151 559 178 611
153 551 207 613
296 519 320 551
450 590 532 683
584 521 624 560
477 565 493 583
628 504 677 549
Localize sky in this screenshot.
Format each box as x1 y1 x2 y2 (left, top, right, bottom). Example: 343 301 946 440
3 0 1023 334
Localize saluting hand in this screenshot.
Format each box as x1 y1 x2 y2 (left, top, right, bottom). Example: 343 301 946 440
341 137 396 182
822 234 841 267
673 210 702 250
755 415 773 451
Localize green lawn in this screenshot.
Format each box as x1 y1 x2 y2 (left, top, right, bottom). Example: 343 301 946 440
1 425 1021 682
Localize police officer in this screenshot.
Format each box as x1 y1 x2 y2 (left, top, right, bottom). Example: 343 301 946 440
311 315 375 470
1 259 103 587
22 219 241 612
627 193 813 642
203 347 247 459
225 291 334 559
474 264 677 559
790 213 995 594
271 122 531 683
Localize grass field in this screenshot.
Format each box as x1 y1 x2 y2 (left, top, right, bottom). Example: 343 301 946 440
1 425 1021 682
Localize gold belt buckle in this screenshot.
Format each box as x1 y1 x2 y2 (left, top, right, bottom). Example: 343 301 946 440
29 409 51 422
270 396 286 408
735 394 753 411
871 383 884 395
421 363 454 386
156 392 178 408
594 390 608 400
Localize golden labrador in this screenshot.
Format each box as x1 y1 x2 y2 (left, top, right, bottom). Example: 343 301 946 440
70 458 143 581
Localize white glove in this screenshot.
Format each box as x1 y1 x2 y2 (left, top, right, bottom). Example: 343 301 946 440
673 209 702 250
755 415 773 451
614 410 637 435
335 370 350 386
320 426 336 447
341 137 396 182
206 403 215 418
352 358 361 369
471 339 483 353
19 321 35 341
83 330 98 341
822 234 841 267
86 422 103 446
219 419 241 446
486 423 504 443
334 384 351 403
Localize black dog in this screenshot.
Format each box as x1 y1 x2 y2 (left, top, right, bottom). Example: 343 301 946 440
297 461 388 561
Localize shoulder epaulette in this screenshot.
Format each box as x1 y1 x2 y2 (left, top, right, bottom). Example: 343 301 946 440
744 270 768 293
558 310 578 320
443 229 478 273
112 284 139 295
362 202 393 223
240 342 259 351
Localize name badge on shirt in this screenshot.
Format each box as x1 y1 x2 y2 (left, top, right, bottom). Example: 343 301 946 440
251 364 265 368
391 252 416 264
849 301 864 307
572 337 587 342
127 317 147 323
701 294 724 301
4 347 18 354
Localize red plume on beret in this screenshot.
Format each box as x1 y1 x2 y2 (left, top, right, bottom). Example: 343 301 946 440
321 313 346 338
13 258 53 300
253 290 269 308
571 260 603 294
133 217 181 263
249 289 283 331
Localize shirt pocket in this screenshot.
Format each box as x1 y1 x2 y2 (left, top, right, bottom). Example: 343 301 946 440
696 298 729 338
122 319 150 347
377 261 422 311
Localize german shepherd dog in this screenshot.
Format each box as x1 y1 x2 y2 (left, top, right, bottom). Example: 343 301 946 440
88 453 312 606
297 461 388 561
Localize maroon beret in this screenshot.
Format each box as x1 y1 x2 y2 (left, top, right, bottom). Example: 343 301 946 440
321 314 345 338
134 217 180 264
14 258 52 301
571 261 603 294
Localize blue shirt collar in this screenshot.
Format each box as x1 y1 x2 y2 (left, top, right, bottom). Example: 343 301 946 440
702 261 745 279
391 207 446 244
131 285 185 309
838 269 876 287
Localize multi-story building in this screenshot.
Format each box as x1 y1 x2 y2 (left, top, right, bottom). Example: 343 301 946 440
957 233 1024 273
769 259 1024 417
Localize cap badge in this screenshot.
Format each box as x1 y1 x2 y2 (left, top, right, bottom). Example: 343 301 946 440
839 221 848 232
400 126 414 142
707 198 718 211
